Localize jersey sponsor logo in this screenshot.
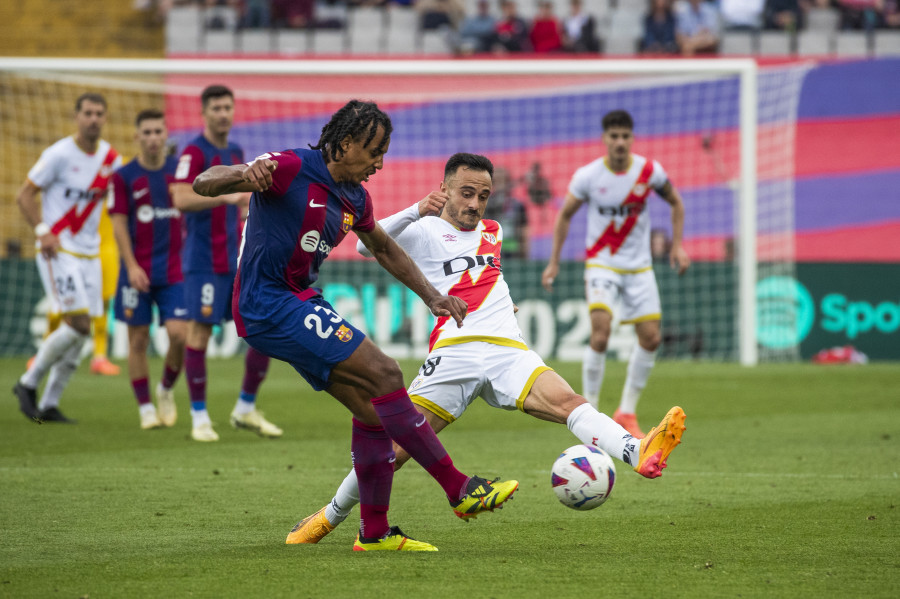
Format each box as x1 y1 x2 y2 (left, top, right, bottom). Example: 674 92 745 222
300 230 320 252
596 204 646 217
442 254 501 276
335 324 353 342
341 212 354 233
137 205 155 223
64 187 106 202
586 160 655 259
137 205 180 224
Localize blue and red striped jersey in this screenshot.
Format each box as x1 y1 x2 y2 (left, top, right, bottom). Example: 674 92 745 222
233 148 376 336
109 156 183 286
175 135 244 274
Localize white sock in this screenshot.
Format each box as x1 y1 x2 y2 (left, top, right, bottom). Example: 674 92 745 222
191 409 211 427
139 403 157 417
324 468 360 526
233 398 255 415
37 338 85 411
566 402 639 466
21 323 83 389
582 346 606 409
619 345 657 414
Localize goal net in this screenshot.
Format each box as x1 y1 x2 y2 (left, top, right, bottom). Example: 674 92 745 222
0 58 809 364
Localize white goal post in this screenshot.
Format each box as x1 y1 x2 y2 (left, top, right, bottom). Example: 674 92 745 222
1 57 809 365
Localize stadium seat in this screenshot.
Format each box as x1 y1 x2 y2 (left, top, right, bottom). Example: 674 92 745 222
276 30 310 54
311 28 347 54
873 31 900 56
758 31 793 55
239 30 273 54
166 5 203 54
602 8 642 55
384 7 420 54
805 7 840 32
835 32 871 57
421 30 452 55
720 31 756 55
797 31 832 56
204 30 237 54
348 6 386 54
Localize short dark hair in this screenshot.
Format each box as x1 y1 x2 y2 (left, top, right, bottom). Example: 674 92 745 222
309 100 393 163
201 85 234 108
75 93 107 112
602 109 634 131
135 108 165 126
444 153 494 180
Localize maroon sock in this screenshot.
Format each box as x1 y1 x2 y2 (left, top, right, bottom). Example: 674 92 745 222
184 347 207 410
241 347 270 396
371 388 469 502
352 418 393 540
131 377 151 406
160 363 181 389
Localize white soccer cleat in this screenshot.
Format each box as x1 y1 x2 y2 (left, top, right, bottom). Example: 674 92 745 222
156 383 177 427
140 407 163 430
230 408 283 438
191 421 220 442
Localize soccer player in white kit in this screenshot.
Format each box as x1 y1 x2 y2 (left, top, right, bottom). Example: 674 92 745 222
542 110 691 438
285 153 686 545
13 93 122 423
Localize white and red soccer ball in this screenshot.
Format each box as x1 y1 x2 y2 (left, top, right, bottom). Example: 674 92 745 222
551 444 616 510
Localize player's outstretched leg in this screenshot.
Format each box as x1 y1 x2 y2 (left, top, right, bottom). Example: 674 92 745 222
353 526 438 552
450 476 520 521
633 406 686 479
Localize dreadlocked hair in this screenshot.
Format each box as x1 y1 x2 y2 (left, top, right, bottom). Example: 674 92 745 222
309 100 393 163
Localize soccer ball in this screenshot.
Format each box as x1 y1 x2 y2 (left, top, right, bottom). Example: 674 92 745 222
550 444 616 510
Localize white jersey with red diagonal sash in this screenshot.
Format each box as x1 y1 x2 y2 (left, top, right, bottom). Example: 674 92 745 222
569 153 668 272
392 216 526 352
27 136 121 256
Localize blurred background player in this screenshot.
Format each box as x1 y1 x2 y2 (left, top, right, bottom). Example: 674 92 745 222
289 153 686 544
13 92 122 423
542 109 690 438
171 84 281 442
193 101 518 552
109 109 187 430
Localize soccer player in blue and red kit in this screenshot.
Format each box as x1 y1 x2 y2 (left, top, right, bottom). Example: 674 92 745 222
172 85 281 442
109 109 187 431
193 100 519 552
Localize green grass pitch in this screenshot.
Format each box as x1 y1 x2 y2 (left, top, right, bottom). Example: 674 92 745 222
1 357 898 598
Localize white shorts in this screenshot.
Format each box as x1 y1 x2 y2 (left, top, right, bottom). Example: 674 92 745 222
584 266 661 324
36 250 104 317
407 341 553 423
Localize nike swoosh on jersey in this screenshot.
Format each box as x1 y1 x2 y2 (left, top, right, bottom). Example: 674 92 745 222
134 188 149 199
309 198 326 208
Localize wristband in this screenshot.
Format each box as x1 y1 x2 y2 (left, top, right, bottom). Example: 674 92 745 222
34 223 51 237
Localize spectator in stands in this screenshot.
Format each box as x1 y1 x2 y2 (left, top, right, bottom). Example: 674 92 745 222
720 0 766 29
417 0 465 31
316 0 348 28
764 0 807 31
239 0 271 28
562 0 600 52
530 1 564 52
675 0 721 55
456 0 498 54
493 0 531 53
834 0 892 29
271 0 314 28
642 0 679 54
483 167 530 259
524 161 551 207
205 0 241 30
